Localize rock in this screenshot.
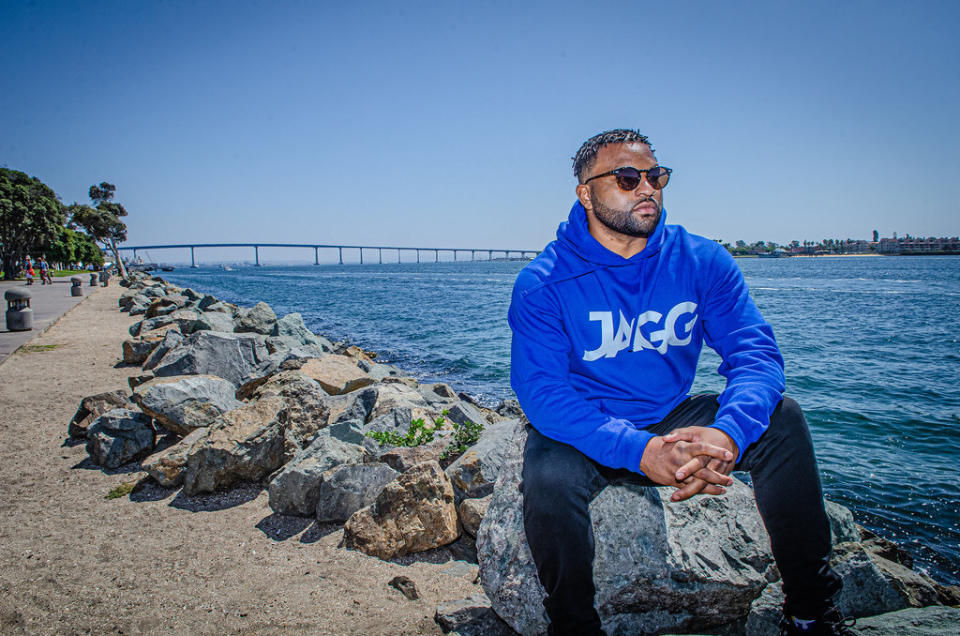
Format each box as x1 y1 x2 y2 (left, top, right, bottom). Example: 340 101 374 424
315 462 398 523
127 374 154 390
445 418 513 501
299 355 375 395
182 396 286 495
831 542 944 618
854 605 960 635
744 583 784 636
389 575 420 601
495 398 524 419
267 434 368 517
142 329 184 371
421 382 458 402
325 386 378 426
477 420 776 636
444 400 491 428
153 331 269 386
127 298 150 315
381 440 450 472
365 362 407 383
435 594 515 636
859 526 914 569
249 370 332 456
344 461 460 559
235 301 277 335
132 375 242 436
85 408 156 469
271 312 333 351
129 314 175 337
327 419 366 445
459 496 491 538
364 382 440 433
121 337 161 365
184 311 235 335
825 500 861 544
341 345 375 362
68 390 131 438
145 294 186 318
141 429 208 488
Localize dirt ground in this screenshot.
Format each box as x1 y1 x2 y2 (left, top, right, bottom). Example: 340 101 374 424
0 284 482 635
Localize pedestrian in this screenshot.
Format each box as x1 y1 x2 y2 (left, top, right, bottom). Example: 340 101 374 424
510 129 850 635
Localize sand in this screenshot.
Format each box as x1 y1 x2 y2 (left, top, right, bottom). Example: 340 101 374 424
0 284 482 635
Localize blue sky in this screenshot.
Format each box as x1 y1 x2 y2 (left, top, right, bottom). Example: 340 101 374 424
3 0 958 261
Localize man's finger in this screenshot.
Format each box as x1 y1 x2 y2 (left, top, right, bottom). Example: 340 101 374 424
675 455 709 481
689 467 734 486
662 428 699 443
687 441 734 463
671 477 726 501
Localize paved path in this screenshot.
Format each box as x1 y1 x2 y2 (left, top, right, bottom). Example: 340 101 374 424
0 277 105 365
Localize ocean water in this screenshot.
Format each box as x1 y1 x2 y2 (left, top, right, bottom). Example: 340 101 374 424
162 255 960 585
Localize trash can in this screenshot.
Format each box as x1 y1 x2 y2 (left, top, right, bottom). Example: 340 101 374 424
89 273 98 286
5 288 33 331
71 276 83 297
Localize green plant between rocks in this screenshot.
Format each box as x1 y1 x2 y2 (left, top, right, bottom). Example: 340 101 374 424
365 409 486 461
106 481 137 499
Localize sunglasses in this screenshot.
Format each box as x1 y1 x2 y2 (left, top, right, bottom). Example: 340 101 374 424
583 165 672 191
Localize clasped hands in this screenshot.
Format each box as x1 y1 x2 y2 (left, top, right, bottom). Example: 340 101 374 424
638 426 739 502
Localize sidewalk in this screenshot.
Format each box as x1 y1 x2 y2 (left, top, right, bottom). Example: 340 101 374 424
0 277 102 364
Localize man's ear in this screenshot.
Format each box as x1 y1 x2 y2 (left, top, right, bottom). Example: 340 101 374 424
576 183 592 211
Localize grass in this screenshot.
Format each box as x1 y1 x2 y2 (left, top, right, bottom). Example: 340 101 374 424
21 344 59 353
366 409 486 461
106 481 138 500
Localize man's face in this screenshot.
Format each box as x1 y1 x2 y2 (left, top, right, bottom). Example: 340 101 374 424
579 142 663 239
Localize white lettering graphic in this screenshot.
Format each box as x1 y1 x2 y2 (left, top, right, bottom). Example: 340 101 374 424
582 302 698 360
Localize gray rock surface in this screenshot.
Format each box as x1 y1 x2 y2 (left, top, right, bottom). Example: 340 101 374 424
85 408 156 469
132 375 242 436
495 398 524 419
182 397 286 495
142 329 184 371
235 301 277 335
435 594 515 636
315 462 398 523
250 370 332 456
445 418 514 501
853 606 960 634
68 390 131 438
825 500 861 544
271 312 333 351
477 420 776 636
445 401 491 428
267 433 368 516
299 355 375 395
153 331 269 386
185 310 235 335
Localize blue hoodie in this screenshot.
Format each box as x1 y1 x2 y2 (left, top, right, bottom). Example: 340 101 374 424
508 201 785 473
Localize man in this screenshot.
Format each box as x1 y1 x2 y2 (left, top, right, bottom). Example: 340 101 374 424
508 130 847 635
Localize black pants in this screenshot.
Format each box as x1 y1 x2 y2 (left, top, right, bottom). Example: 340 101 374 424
521 394 842 635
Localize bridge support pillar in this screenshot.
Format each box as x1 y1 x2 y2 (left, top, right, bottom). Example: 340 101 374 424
338 247 343 265
360 248 364 265
488 250 493 260
453 250 457 262
471 250 475 261
378 248 382 264
416 249 420 263
397 249 401 263
254 246 260 266
435 249 439 263
314 247 319 265
190 246 197 268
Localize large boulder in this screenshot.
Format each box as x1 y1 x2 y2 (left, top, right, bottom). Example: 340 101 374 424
445 417 514 501
182 397 286 495
271 312 333 351
315 462 399 523
299 355 375 395
142 329 184 371
853 606 960 635
85 408 156 469
184 311 236 335
141 428 208 488
235 301 277 335
477 420 776 636
145 294 186 318
459 495 491 539
121 336 162 365
68 390 131 439
344 461 460 559
132 375 242 436
249 370 332 456
267 434 368 517
153 331 270 386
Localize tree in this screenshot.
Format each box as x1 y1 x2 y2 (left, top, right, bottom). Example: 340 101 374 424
68 181 128 278
0 168 65 280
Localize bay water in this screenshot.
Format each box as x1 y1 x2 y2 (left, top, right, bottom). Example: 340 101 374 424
163 255 960 585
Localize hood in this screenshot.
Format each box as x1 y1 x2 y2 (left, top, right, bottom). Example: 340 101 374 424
556 200 667 268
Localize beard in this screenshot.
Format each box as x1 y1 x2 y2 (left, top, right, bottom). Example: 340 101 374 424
591 192 662 238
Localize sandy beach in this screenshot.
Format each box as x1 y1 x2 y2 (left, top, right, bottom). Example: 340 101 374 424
0 284 480 635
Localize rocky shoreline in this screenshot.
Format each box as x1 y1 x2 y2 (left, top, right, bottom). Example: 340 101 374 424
67 271 959 635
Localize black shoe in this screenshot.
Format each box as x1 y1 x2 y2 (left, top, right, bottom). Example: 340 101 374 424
779 606 856 635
